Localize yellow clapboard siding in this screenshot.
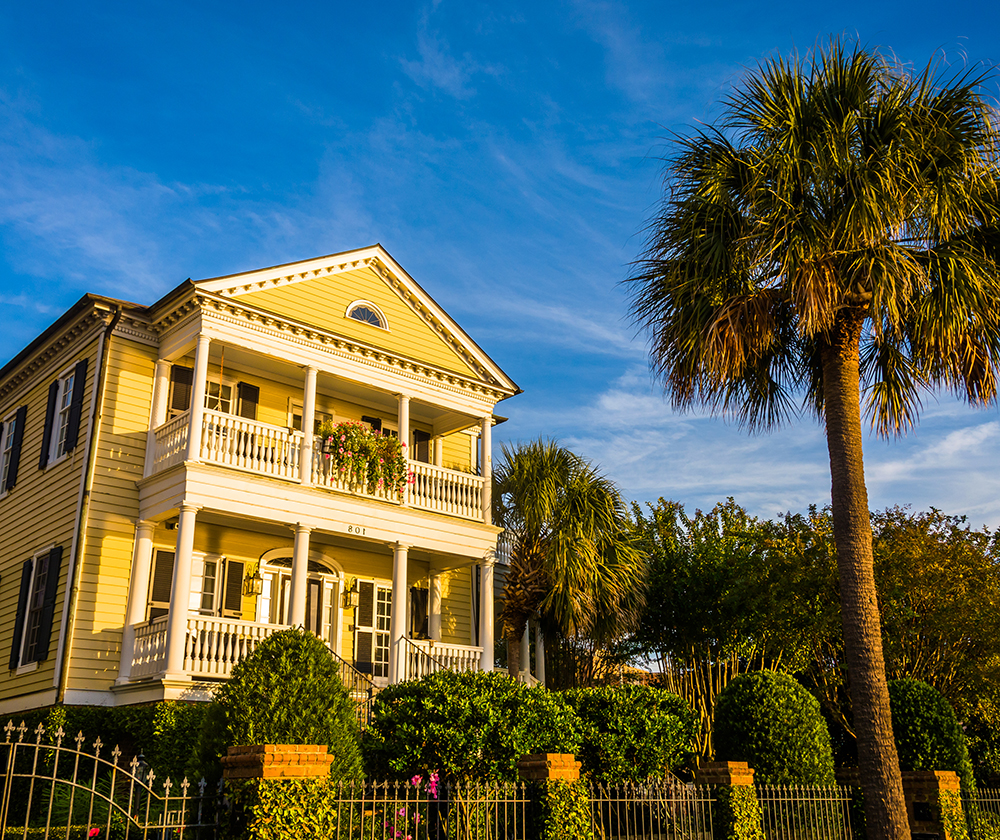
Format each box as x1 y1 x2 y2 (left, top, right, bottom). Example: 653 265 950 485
234 267 479 378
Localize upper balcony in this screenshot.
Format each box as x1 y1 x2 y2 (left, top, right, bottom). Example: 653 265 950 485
150 408 488 521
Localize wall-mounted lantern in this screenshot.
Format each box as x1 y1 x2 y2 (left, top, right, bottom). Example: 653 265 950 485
343 578 360 609
245 566 264 596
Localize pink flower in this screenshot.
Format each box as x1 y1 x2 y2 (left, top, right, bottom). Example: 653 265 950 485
429 770 439 798
89 831 100 838
340 434 346 441
410 774 421 787
401 441 407 447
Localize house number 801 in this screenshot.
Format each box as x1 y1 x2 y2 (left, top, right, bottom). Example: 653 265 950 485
347 524 366 535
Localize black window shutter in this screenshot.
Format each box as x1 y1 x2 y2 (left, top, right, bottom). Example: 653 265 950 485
5 406 27 491
9 559 33 670
223 560 245 615
357 580 375 627
170 366 194 413
414 430 431 463
236 383 259 420
64 359 88 454
33 545 63 661
38 381 59 470
410 586 429 638
150 550 175 604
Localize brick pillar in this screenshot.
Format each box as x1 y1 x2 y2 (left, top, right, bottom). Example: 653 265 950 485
516 753 581 782
696 762 763 840
902 770 965 840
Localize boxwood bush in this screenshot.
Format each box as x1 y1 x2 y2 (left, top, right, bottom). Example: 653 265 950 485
563 684 696 782
888 678 975 791
714 671 835 784
363 669 583 782
192 627 363 783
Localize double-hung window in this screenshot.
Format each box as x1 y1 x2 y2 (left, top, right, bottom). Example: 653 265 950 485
39 360 88 469
8 546 63 670
0 406 27 494
169 364 259 421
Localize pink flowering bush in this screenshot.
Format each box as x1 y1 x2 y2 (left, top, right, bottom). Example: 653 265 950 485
319 420 410 497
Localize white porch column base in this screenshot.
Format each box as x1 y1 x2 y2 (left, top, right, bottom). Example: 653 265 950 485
185 335 211 463
299 366 318 486
116 519 156 684
479 555 495 671
163 503 200 679
428 572 442 641
388 542 410 684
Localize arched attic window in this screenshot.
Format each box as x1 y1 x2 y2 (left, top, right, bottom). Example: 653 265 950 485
346 300 389 330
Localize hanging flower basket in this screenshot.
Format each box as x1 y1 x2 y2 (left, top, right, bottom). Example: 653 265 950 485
318 419 410 497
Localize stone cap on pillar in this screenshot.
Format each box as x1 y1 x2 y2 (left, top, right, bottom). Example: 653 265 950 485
695 761 756 787
222 744 334 780
516 753 581 782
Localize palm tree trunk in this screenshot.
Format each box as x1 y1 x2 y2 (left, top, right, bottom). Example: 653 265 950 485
506 629 522 680
821 312 909 840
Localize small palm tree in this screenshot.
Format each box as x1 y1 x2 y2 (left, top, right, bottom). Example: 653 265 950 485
492 440 645 682
627 40 1000 839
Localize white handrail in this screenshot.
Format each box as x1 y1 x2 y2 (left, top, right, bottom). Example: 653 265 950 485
131 616 169 678
151 412 190 472
405 639 483 680
184 615 287 678
200 410 301 480
406 461 485 521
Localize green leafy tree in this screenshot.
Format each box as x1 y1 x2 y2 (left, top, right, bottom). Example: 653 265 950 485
628 39 1000 837
493 439 646 681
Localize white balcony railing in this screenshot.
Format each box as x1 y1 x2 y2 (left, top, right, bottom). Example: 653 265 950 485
128 616 483 684
405 639 482 681
151 412 488 522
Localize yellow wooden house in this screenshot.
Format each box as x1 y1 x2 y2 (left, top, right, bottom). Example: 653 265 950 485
0 245 520 713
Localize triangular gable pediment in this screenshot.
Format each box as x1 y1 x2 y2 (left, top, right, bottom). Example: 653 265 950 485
195 245 517 392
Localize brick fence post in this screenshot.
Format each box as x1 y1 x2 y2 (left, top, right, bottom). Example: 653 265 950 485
517 754 592 840
696 761 764 840
901 770 966 840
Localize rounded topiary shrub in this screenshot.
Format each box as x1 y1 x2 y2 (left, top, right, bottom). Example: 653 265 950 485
889 678 974 791
192 628 363 783
714 671 835 784
564 684 697 782
363 669 583 783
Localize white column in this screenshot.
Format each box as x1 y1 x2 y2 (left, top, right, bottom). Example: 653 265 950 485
288 524 312 627
143 360 171 478
397 395 410 505
185 335 211 462
428 572 442 641
299 366 318 486
433 437 443 467
520 628 530 681
388 542 409 684
534 620 546 687
116 519 156 683
479 555 495 671
164 503 200 678
480 416 493 525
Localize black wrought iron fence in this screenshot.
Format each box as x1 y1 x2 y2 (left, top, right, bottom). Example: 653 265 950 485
0 720 221 839
965 787 1000 840
588 780 715 839
756 784 855 840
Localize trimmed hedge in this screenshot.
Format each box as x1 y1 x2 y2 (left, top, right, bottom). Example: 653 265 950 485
889 678 975 791
713 671 835 785
563 684 696 781
363 669 583 782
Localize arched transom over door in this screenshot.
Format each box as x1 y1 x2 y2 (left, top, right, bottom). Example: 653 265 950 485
256 549 343 650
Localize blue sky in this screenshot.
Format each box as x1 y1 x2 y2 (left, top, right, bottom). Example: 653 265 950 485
3 1 1000 526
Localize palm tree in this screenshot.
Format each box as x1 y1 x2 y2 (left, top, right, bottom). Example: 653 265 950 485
492 440 645 682
627 41 1000 838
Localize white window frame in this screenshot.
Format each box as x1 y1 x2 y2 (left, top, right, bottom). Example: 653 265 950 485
48 366 77 466
17 546 54 672
204 375 238 415
288 400 334 435
0 410 17 498
345 300 390 331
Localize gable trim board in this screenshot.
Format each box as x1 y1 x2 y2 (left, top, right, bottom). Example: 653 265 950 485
191 245 519 396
